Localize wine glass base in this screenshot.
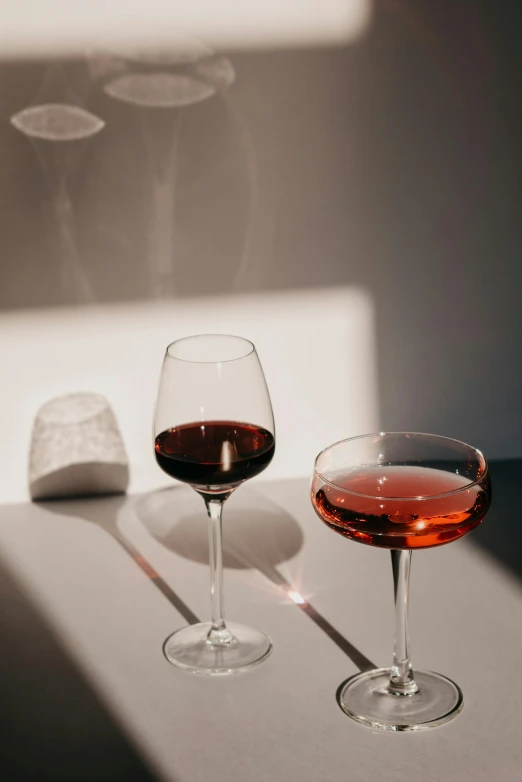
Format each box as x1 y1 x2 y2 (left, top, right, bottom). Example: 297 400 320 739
339 668 463 731
163 622 272 675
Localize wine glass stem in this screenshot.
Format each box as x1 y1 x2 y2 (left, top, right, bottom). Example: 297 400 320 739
389 549 419 695
205 499 233 644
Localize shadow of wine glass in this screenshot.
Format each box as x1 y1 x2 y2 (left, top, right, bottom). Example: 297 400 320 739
38 486 375 672
135 484 304 575
136 485 375 672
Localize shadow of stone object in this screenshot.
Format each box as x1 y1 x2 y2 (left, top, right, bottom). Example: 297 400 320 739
29 393 129 500
136 485 304 571
41 492 128 532
40 492 199 625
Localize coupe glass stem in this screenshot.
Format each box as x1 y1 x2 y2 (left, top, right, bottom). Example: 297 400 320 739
388 549 419 695
205 499 234 645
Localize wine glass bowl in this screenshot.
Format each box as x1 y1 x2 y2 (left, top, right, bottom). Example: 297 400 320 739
312 432 490 550
154 334 275 674
311 432 491 730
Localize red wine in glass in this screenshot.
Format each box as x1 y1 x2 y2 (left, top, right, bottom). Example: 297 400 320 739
155 421 275 488
154 334 276 675
313 465 491 549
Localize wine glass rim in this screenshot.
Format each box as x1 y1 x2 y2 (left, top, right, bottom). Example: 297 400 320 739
313 431 488 501
165 334 255 363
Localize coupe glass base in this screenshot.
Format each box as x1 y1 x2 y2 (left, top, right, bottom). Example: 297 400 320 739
163 621 272 675
339 668 463 731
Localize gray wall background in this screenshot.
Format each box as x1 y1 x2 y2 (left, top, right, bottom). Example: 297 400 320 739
1 0 520 459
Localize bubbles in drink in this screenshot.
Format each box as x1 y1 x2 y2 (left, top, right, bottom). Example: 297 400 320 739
10 103 105 142
103 72 215 109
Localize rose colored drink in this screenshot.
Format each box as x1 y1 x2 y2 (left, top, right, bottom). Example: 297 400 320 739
312 465 491 549
311 433 491 731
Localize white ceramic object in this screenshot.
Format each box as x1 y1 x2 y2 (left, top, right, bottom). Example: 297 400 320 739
29 392 129 500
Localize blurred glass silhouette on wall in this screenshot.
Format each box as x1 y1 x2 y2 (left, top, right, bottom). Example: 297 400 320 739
10 65 105 302
94 43 235 297
3 44 258 304
1 1 521 461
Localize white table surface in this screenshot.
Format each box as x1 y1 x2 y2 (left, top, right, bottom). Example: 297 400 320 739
0 477 520 781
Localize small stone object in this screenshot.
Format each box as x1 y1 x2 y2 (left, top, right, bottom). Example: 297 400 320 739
29 393 129 500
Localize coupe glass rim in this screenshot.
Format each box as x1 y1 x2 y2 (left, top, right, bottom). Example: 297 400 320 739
166 334 255 364
313 431 488 501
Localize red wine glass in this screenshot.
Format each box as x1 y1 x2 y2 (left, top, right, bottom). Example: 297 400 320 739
311 432 491 730
154 334 275 674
